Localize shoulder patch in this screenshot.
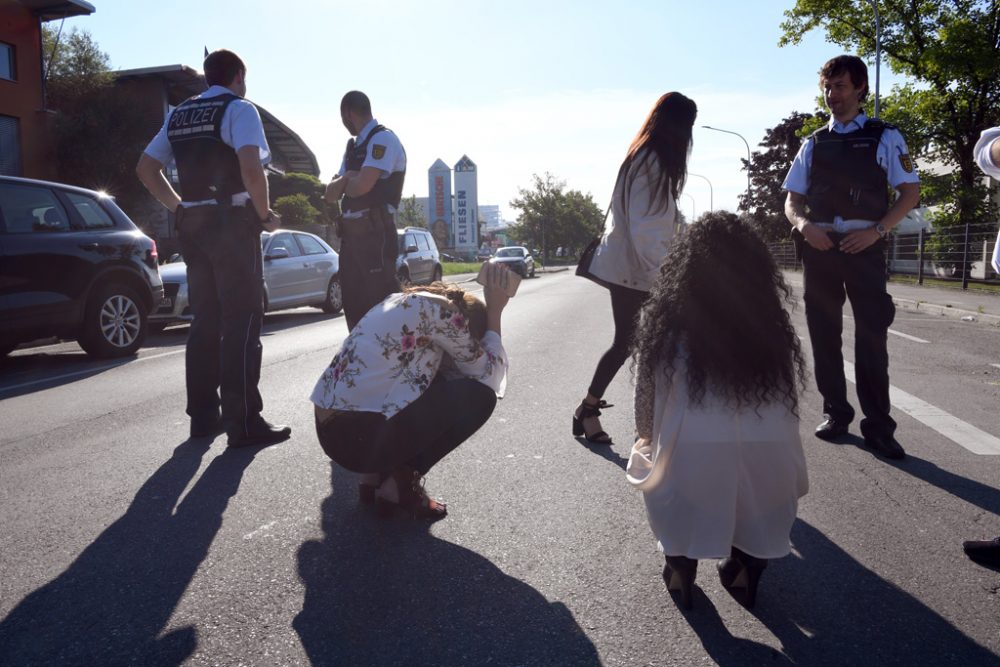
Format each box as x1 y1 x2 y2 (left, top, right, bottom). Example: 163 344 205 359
899 154 914 173
371 144 386 160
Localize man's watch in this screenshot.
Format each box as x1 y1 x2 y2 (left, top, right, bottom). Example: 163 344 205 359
874 223 889 239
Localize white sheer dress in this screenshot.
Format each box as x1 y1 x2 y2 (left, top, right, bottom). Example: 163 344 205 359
626 354 809 559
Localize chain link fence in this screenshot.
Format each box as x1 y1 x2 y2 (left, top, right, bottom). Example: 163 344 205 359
768 221 1000 289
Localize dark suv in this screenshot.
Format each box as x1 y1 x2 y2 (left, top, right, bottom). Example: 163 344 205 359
396 226 443 285
0 176 163 358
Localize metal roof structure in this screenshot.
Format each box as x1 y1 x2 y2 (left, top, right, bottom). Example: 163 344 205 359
115 64 320 177
18 0 95 21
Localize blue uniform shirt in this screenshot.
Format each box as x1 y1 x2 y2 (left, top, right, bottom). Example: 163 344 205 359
782 112 919 231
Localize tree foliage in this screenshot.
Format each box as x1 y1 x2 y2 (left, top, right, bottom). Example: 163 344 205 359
397 195 427 229
779 0 1000 241
42 28 149 212
744 111 827 241
273 193 321 228
508 173 605 259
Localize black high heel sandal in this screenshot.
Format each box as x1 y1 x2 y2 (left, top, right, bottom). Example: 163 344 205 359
662 555 698 610
572 400 613 444
717 546 768 608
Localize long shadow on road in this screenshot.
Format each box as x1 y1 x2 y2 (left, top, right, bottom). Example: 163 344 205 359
683 519 997 665
294 464 601 667
0 438 256 666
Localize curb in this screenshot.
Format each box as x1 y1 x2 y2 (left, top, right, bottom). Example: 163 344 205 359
892 297 1000 327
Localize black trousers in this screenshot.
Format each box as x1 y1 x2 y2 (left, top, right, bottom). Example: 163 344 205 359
339 206 401 330
802 239 896 439
315 378 498 475
177 205 266 439
587 283 649 399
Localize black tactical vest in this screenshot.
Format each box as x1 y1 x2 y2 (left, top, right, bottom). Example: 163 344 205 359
341 124 406 213
806 119 890 222
167 93 244 202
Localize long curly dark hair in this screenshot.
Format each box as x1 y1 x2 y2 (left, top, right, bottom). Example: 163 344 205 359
619 92 697 215
631 212 806 413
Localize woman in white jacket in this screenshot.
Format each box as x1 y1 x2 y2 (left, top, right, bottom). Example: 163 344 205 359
574 92 697 443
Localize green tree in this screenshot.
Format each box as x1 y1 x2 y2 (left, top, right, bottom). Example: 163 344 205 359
273 193 321 228
780 0 1000 268
42 27 149 212
744 111 827 241
508 173 604 261
397 195 427 229
267 171 336 227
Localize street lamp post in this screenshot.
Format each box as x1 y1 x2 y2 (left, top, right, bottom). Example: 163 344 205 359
689 173 713 212
681 193 696 222
702 125 751 210
865 0 881 118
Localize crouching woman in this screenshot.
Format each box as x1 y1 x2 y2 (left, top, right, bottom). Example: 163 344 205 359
311 263 512 520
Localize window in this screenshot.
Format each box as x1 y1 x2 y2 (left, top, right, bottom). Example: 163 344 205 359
403 233 416 251
0 184 70 233
295 233 327 256
267 233 300 257
416 234 430 250
0 115 21 176
65 192 115 229
0 42 14 81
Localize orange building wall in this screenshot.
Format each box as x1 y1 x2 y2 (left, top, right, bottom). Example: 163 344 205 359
0 4 57 180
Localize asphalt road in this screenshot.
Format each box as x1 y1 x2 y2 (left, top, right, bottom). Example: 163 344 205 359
0 270 998 666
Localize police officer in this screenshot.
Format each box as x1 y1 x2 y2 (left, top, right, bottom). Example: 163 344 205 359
136 49 291 448
962 126 1000 567
783 55 920 460
325 91 406 330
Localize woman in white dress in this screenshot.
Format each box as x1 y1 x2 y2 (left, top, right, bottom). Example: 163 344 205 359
627 212 809 609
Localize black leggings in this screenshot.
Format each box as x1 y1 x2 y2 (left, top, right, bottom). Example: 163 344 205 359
587 284 648 399
316 377 497 475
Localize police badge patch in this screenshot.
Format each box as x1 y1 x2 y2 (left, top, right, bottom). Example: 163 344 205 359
372 144 386 159
899 153 914 173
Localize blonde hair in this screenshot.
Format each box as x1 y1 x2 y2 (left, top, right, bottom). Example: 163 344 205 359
403 282 488 339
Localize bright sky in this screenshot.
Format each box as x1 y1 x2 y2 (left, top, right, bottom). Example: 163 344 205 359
61 0 906 221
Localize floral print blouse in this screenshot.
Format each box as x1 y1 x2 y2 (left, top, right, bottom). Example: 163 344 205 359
310 291 507 417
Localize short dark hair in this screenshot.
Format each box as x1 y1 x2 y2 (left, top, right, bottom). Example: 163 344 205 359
820 55 869 103
340 91 372 116
204 49 246 87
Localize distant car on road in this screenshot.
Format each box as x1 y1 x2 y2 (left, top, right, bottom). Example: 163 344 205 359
490 245 536 278
0 176 164 358
396 226 443 285
150 229 341 330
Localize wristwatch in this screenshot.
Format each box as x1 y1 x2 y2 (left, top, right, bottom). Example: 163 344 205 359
874 223 889 239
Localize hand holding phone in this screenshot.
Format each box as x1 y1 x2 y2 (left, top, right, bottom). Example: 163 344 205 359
477 261 521 298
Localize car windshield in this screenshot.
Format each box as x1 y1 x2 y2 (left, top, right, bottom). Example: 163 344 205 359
495 248 524 258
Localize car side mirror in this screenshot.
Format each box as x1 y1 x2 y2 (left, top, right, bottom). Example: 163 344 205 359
265 247 290 261
406 244 418 254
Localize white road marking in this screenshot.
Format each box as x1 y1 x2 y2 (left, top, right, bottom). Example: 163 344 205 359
243 520 278 540
845 361 1000 455
0 348 185 393
888 329 929 344
992 364 1000 371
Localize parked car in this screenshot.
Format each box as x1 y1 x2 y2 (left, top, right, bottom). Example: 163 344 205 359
396 226 443 285
150 229 341 330
0 176 163 358
490 245 536 278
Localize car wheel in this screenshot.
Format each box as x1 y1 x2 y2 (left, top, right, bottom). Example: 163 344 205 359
529 264 536 278
78 282 147 358
432 265 443 283
322 275 343 314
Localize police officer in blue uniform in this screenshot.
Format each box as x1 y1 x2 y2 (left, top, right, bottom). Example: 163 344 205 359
137 49 291 448
783 55 920 460
325 91 406 330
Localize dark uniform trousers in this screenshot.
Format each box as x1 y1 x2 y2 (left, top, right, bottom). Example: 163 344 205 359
177 204 265 438
802 234 897 439
339 205 401 330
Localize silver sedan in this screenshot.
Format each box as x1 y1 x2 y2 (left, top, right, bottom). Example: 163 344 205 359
150 230 342 331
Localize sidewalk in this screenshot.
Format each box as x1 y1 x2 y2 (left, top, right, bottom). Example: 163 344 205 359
782 270 1000 326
